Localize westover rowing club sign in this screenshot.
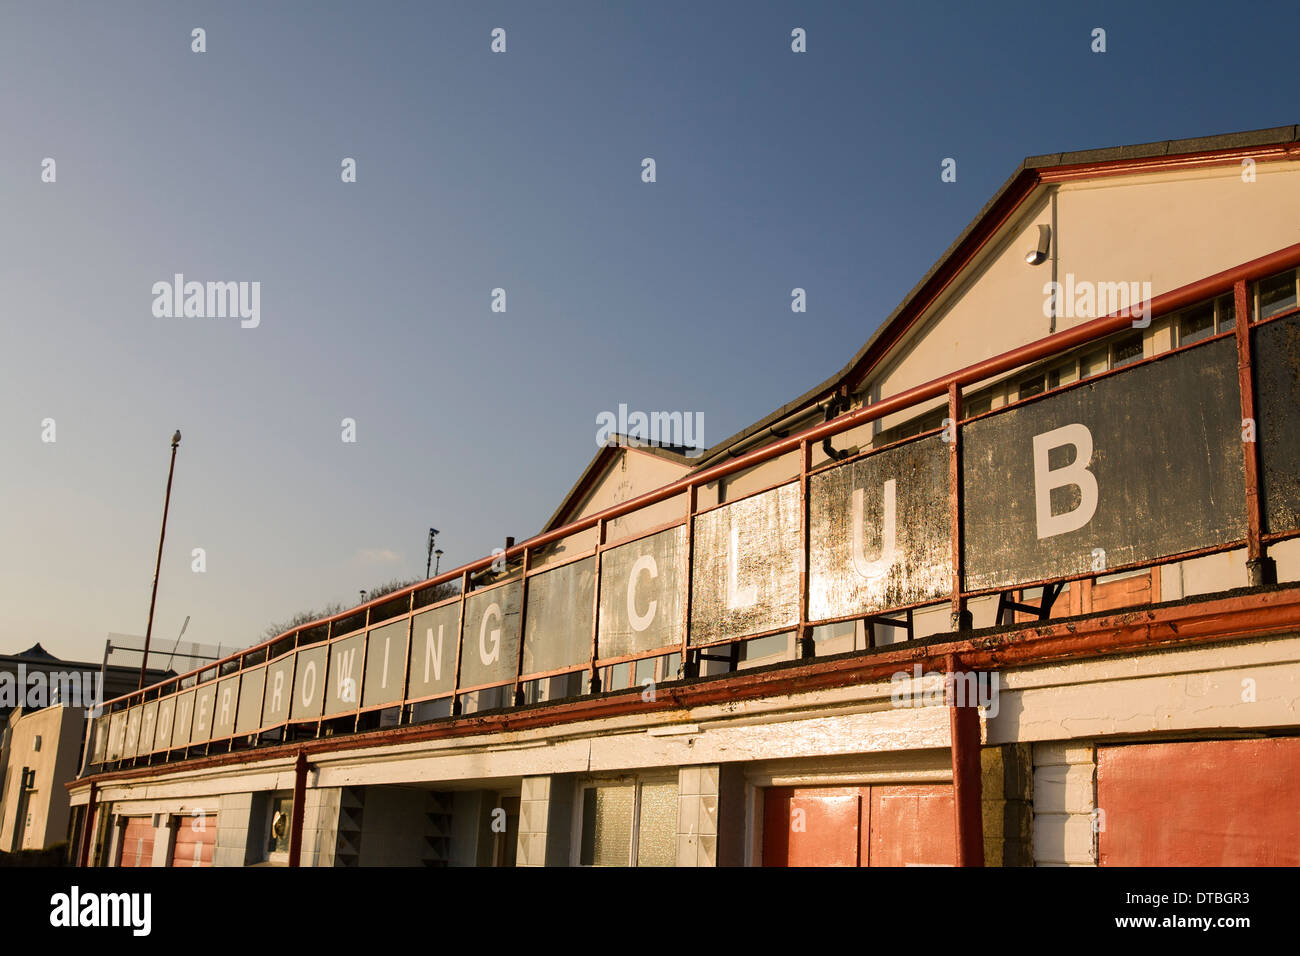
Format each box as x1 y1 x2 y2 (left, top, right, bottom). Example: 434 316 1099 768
92 315 1300 766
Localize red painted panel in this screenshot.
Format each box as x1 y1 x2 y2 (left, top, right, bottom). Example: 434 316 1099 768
868 785 956 866
119 817 154 868
171 814 217 867
763 784 954 866
763 787 861 867
1098 738 1300 866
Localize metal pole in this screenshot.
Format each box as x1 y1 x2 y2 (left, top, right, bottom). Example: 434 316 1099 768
139 431 181 690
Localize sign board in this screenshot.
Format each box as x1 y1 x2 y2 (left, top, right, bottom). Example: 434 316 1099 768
809 435 951 621
598 525 686 658
690 483 801 646
1255 314 1300 534
522 557 595 676
459 582 522 688
963 339 1245 590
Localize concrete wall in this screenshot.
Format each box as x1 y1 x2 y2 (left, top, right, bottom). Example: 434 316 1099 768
0 705 84 851
357 786 428 866
516 774 575 867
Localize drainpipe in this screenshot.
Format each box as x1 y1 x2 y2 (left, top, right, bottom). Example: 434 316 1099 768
77 780 98 867
947 654 984 866
1049 186 1059 334
287 750 309 867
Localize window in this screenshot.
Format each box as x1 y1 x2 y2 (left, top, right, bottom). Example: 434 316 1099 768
577 776 678 866
1256 269 1298 320
1080 348 1108 379
1110 332 1144 368
1018 375 1045 400
1178 301 1215 345
963 391 993 417
1178 294 1236 345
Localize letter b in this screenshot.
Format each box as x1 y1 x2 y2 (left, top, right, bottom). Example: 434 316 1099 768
1032 423 1098 539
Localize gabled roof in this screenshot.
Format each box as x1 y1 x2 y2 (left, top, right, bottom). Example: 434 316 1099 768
691 124 1300 469
541 434 698 533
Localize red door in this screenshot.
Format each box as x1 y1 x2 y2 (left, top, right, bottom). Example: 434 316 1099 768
118 817 154 868
171 814 216 867
1097 738 1300 866
763 784 955 866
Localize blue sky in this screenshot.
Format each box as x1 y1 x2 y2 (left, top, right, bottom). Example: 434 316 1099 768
2 0 1297 663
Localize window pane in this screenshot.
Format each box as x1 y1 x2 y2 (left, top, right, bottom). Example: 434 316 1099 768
1179 302 1214 345
1110 333 1143 368
1081 349 1108 378
636 782 679 867
1018 376 1045 399
580 785 634 866
1258 271 1297 320
1216 293 1236 330
964 392 992 417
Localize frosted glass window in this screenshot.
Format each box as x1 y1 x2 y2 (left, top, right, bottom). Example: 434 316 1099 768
580 785 634 866
636 782 678 867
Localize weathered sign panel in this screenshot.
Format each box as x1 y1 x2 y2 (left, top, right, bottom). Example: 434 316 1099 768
963 338 1246 590
139 700 158 756
107 711 124 761
261 655 294 728
154 695 175 752
523 557 595 675
91 715 108 764
212 676 239 739
191 682 217 745
690 483 801 646
406 603 459 700
290 645 328 722
324 634 365 717
170 689 195 749
236 666 265 735
121 706 140 760
809 435 951 621
598 525 686 659
1254 313 1300 534
459 581 522 688
362 619 410 708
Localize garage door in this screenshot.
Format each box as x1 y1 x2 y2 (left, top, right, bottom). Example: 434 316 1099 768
171 813 216 867
1097 738 1300 866
763 785 955 866
118 817 154 868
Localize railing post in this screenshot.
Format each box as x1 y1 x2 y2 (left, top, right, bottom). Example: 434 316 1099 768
1234 278 1276 586
948 384 972 630
449 571 470 716
679 484 698 679
796 439 815 659
588 519 606 693
512 547 532 706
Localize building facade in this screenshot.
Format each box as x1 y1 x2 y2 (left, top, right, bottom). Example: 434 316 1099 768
68 126 1300 867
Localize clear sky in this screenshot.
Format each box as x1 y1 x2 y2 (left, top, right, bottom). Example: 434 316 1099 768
2 0 1297 664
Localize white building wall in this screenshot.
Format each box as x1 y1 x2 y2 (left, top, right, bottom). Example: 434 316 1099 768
1032 742 1096 866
